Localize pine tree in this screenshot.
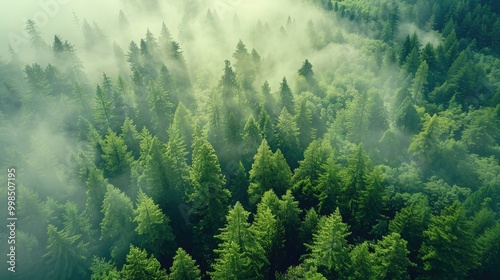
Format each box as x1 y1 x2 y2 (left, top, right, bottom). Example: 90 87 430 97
169 248 201 280
260 80 275 118
275 107 300 168
419 202 479 279
100 185 135 262
188 134 230 259
211 203 267 279
292 140 333 209
305 208 350 279
258 107 276 149
146 79 174 141
410 61 429 103
295 97 316 150
242 115 262 168
251 205 284 278
349 242 375 280
316 156 342 215
100 130 133 178
120 117 141 159
373 232 413 280
85 164 109 229
248 139 292 204
278 77 294 114
43 225 89 280
355 167 387 236
389 198 431 266
340 145 371 224
121 246 167 280
134 190 174 257
94 85 114 133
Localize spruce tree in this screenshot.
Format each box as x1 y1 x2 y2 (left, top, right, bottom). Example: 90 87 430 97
169 248 201 280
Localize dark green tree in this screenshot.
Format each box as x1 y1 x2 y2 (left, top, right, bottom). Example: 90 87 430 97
134 190 175 257
100 185 135 262
43 225 89 280
419 202 479 279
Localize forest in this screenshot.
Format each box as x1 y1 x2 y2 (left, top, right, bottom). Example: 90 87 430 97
0 0 499 279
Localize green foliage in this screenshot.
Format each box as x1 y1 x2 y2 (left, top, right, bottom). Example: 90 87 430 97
90 257 120 280
419 202 480 279
248 139 292 204
121 246 167 280
100 130 133 178
169 248 202 280
349 242 375 280
134 190 174 257
304 208 350 279
100 185 135 262
211 203 267 279
372 232 413 280
43 224 89 280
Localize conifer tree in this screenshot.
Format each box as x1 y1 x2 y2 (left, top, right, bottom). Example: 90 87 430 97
134 190 174 257
349 242 375 280
419 202 479 279
278 77 294 114
121 246 167 280
100 185 135 262
211 203 267 279
43 225 90 280
292 140 332 209
373 232 413 280
169 248 202 280
305 208 350 279
275 107 300 168
248 139 292 204
188 134 230 259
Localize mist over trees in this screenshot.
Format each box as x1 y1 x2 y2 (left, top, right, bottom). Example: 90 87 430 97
0 0 499 279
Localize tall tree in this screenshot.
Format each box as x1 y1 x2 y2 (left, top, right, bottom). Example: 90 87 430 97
292 139 332 209
275 107 300 168
419 202 479 279
278 77 294 114
100 185 135 262
248 139 292 204
349 242 375 280
169 248 202 280
43 225 89 280
187 134 230 260
211 202 267 279
304 208 350 279
372 232 413 280
120 246 167 280
134 190 175 257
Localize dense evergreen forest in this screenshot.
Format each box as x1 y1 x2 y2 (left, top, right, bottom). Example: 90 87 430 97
1 0 500 279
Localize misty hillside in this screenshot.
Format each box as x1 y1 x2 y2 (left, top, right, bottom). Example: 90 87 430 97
0 0 499 279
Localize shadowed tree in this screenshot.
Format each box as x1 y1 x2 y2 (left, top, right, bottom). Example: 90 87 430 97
43 225 89 280
100 185 135 263
134 190 175 257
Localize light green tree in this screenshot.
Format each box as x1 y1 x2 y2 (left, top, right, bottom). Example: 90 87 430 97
169 248 201 280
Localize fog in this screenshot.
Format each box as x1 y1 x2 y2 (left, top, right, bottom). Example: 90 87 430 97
0 0 500 279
